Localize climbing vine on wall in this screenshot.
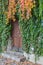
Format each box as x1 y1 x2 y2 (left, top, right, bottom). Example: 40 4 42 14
0 0 43 57
0 0 11 52
18 0 43 56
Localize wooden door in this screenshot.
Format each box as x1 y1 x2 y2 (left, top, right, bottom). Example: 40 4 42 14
11 21 22 48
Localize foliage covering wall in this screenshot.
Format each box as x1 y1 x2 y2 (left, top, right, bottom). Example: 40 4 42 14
0 0 11 52
0 0 43 57
18 0 43 56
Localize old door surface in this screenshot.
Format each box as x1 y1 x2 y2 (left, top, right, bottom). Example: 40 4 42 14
11 21 22 48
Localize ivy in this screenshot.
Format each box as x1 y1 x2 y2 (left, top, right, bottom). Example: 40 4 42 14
18 0 43 56
0 0 11 52
0 0 43 57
